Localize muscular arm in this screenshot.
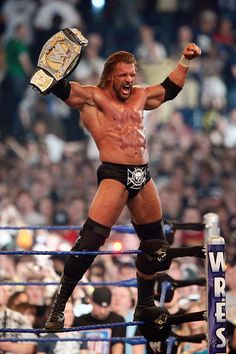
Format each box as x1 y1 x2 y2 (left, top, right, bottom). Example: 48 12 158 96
144 43 201 110
51 80 94 109
65 82 94 109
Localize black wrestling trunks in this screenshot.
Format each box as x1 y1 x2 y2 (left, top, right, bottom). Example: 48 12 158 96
97 162 151 199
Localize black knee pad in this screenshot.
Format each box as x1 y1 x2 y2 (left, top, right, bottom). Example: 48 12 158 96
132 219 165 242
73 217 111 251
137 306 171 342
64 217 111 281
136 239 172 275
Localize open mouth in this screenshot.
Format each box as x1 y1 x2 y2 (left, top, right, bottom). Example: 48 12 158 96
121 84 131 96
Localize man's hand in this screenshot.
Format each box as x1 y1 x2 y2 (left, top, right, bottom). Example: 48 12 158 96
183 43 201 60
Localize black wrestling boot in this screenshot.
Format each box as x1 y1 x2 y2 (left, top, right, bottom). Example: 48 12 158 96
45 275 77 331
133 275 156 320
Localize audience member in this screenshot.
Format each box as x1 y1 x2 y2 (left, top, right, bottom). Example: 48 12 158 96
0 274 37 354
73 32 105 85
7 290 29 310
73 287 126 354
135 25 167 64
177 302 207 353
111 286 144 354
3 22 33 138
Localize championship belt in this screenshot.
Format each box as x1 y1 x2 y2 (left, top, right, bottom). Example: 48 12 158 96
30 28 88 94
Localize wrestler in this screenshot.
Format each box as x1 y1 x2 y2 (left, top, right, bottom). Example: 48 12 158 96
31 37 201 331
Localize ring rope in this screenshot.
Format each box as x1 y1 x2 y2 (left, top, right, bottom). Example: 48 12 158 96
0 225 135 233
0 311 206 335
0 333 206 345
0 336 147 344
0 221 204 232
0 250 141 255
0 321 142 334
0 279 137 287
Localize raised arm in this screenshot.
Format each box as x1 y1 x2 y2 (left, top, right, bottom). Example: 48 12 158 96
144 43 201 110
51 80 94 109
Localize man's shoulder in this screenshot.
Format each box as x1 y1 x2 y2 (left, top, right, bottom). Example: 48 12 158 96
133 85 146 96
133 85 145 90
80 84 103 98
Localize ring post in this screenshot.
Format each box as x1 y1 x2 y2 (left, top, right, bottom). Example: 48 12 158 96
204 213 226 354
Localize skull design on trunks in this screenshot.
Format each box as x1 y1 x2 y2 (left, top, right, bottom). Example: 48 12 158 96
127 167 146 189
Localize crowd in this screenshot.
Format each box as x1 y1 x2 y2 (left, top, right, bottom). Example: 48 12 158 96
0 0 236 353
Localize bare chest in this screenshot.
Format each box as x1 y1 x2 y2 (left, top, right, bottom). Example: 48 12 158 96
102 97 144 129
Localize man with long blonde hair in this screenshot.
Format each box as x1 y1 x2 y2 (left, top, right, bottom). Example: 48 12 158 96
30 30 201 335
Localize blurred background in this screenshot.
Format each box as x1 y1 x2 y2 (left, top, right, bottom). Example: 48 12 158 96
1 1 236 352
1 0 236 259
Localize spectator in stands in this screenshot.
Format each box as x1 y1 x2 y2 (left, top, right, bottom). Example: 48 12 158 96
135 25 167 64
195 9 218 56
15 189 46 226
74 287 126 354
7 291 29 310
111 286 145 354
33 1 82 32
14 302 37 327
4 22 33 138
171 25 195 58
177 302 207 353
73 32 105 85
0 274 37 354
87 261 106 282
0 0 35 42
178 206 204 247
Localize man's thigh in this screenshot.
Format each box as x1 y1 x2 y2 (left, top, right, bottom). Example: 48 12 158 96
88 179 128 226
127 179 162 224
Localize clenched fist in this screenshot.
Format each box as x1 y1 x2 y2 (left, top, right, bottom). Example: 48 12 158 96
183 43 201 60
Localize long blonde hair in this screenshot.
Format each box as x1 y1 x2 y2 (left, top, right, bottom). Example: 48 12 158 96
97 51 137 88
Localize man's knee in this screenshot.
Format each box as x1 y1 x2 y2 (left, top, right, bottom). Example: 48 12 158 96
136 239 172 275
73 217 111 251
132 219 165 242
132 220 171 275
64 217 111 281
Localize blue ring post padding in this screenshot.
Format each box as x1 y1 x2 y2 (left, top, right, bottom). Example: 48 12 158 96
159 281 172 306
166 336 177 354
163 224 172 235
207 237 226 354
